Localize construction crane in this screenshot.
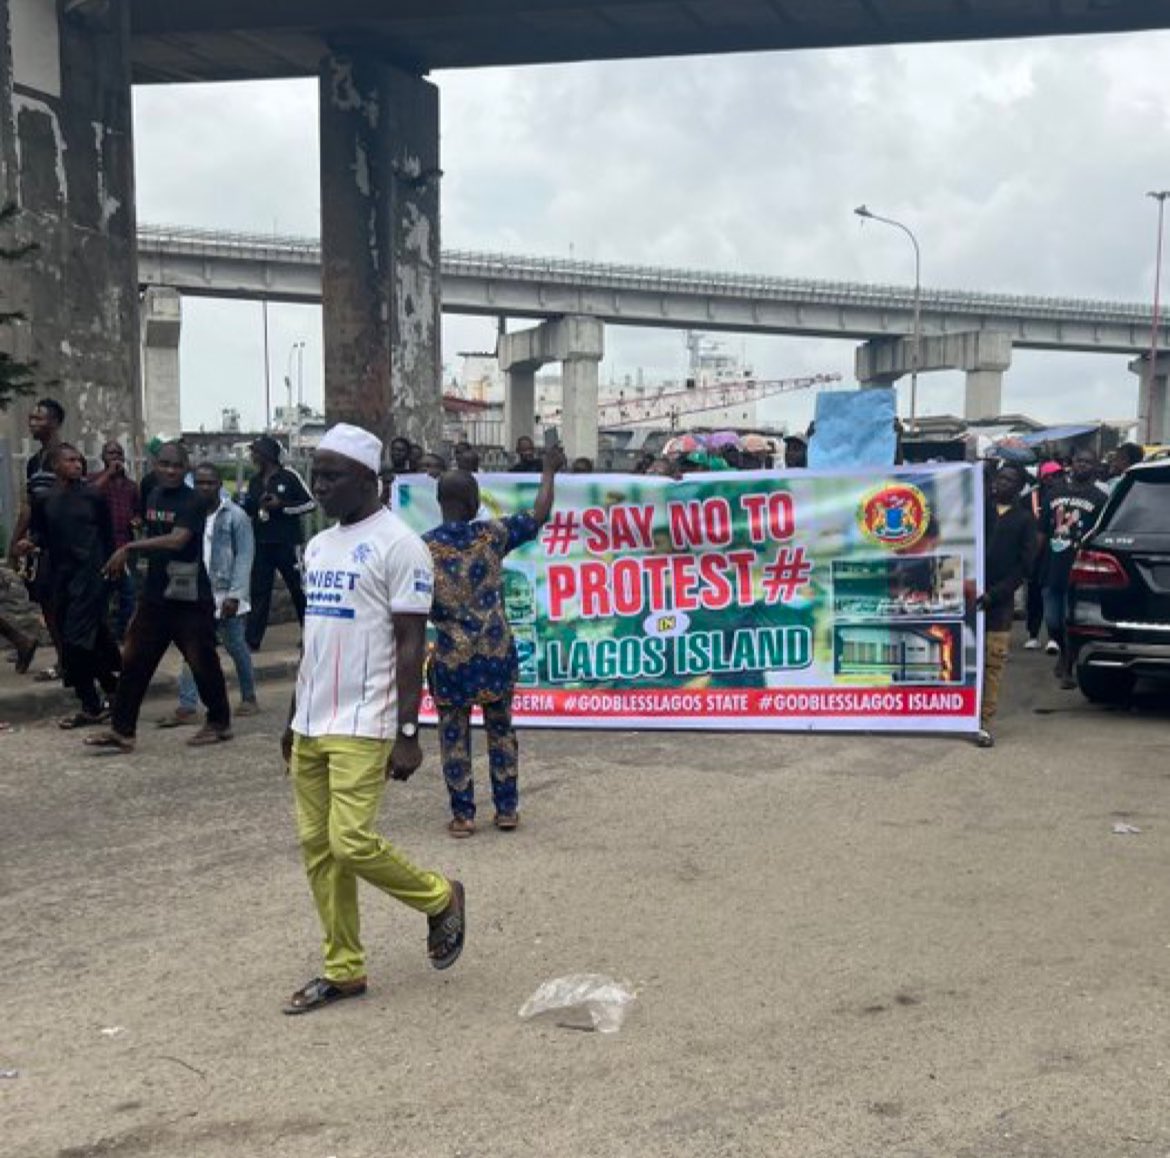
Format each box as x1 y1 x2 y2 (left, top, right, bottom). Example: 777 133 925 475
597 371 843 430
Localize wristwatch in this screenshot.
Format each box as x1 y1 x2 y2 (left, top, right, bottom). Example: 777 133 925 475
398 722 419 739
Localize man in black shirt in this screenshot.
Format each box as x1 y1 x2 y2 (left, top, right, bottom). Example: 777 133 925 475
975 463 1038 747
243 435 315 651
508 435 543 474
20 445 121 727
1038 448 1107 689
85 441 231 754
7 398 67 680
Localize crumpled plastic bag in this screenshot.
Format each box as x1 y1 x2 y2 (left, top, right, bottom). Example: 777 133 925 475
518 974 637 1034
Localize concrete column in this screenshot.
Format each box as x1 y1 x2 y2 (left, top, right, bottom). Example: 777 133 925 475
140 287 182 437
504 368 536 452
561 356 601 461
498 316 604 459
855 338 903 387
1131 353 1170 444
964 369 1004 421
319 56 442 454
0 0 140 474
858 331 1011 420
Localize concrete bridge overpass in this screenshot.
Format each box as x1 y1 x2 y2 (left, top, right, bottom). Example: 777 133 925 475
136 223 1169 449
128 2 1170 83
138 223 1164 354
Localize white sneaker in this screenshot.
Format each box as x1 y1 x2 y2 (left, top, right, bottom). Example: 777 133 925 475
1045 641 1059 655
1024 638 1040 650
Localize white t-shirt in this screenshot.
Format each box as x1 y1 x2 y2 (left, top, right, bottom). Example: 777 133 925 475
292 507 434 740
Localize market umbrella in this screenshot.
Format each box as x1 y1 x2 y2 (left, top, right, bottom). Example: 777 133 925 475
663 434 703 457
706 430 741 449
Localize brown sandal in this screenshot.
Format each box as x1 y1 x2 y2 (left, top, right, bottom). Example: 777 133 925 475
186 725 233 747
494 812 520 831
447 817 476 838
84 730 135 753
59 710 109 730
157 710 199 729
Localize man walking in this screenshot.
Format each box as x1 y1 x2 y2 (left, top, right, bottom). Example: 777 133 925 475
243 435 315 651
8 397 67 680
161 462 259 727
281 423 464 1015
20 444 121 727
85 441 232 754
975 463 1038 747
424 447 564 835
90 440 140 641
1023 462 1063 651
1038 447 1107 690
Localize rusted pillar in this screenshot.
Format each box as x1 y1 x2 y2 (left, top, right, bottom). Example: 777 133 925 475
0 0 140 466
318 56 442 454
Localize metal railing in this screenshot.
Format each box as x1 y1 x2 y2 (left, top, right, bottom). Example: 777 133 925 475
136 222 1160 327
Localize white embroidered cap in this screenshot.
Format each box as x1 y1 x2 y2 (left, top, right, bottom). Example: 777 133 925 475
317 423 383 475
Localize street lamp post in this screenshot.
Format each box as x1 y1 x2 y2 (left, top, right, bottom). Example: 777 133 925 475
1145 190 1170 444
855 204 922 431
284 339 306 451
261 299 272 431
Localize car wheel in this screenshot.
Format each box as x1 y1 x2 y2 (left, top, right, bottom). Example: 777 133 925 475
1076 666 1136 705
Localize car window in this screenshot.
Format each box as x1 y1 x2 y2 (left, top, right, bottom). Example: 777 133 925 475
1106 475 1170 534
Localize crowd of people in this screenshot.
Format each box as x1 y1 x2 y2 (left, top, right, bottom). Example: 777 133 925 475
0 399 1151 1011
355 428 1146 755
976 440 1145 746
1 399 316 739
1 403 1147 750
380 429 810 483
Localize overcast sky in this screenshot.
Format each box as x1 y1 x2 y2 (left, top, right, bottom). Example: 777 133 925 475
132 29 1170 438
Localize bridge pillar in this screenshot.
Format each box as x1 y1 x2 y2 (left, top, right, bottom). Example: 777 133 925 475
1131 353 1170 444
855 338 904 388
964 368 1005 421
140 287 182 437
503 368 536 451
498 316 604 458
562 353 602 462
0 0 141 465
855 331 1012 420
319 56 442 453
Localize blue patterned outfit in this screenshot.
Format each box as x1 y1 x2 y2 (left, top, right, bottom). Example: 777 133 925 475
423 513 539 820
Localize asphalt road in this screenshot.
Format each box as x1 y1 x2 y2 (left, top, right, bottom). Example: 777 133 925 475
2 645 1169 1158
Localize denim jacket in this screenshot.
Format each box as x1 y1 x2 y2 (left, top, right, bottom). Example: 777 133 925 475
207 501 255 602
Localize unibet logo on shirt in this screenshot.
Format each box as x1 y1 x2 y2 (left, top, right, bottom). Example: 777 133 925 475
292 508 435 740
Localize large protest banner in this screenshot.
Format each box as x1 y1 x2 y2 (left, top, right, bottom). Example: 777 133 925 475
395 464 985 732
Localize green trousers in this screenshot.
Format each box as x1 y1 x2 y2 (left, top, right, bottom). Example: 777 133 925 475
292 733 452 982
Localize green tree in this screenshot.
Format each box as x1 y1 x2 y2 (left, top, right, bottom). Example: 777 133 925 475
0 202 37 411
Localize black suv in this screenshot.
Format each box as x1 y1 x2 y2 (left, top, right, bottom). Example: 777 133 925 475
1067 460 1170 703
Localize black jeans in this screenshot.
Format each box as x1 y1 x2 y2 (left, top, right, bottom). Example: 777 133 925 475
246 541 305 650
1025 576 1044 639
63 628 120 716
111 600 230 737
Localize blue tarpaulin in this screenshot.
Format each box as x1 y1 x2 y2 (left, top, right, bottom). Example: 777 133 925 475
808 388 898 470
1016 424 1098 446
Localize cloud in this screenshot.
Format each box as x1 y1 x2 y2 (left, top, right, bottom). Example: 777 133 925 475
131 30 1170 436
